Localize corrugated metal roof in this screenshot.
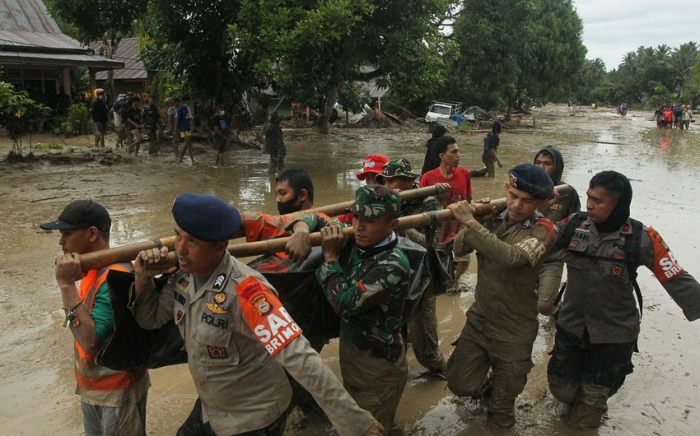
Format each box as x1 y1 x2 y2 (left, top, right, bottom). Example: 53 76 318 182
0 51 124 69
0 0 61 33
92 38 147 81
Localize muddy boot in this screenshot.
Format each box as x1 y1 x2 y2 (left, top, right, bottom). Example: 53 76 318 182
565 383 609 430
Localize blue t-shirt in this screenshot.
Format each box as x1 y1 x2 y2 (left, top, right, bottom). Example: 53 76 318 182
214 115 227 135
176 105 191 133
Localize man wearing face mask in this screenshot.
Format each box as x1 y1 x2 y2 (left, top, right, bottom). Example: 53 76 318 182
547 171 700 430
90 89 108 148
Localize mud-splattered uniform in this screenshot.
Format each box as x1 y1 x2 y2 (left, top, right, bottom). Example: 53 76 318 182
446 210 554 428
548 216 700 429
399 194 447 373
316 238 410 435
131 253 375 436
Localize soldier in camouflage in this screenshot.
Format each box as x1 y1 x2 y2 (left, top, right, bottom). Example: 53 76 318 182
142 96 163 156
380 158 449 375
317 184 411 436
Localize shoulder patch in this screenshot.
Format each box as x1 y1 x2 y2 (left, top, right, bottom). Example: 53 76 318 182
235 276 302 356
648 227 684 282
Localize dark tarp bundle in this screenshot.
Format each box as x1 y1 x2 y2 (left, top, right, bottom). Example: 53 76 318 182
97 237 429 371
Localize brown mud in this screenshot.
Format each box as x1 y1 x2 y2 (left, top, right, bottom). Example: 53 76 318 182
0 105 698 435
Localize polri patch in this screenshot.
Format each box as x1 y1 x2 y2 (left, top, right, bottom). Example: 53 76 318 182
611 264 624 277
207 346 227 359
176 309 184 322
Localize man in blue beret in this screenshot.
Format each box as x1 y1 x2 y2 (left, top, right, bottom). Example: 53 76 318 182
444 163 556 429
129 193 382 436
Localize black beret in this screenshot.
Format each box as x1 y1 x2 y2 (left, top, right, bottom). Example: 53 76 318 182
508 163 553 200
172 193 241 241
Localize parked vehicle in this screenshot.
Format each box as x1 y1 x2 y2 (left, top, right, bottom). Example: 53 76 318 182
425 101 462 123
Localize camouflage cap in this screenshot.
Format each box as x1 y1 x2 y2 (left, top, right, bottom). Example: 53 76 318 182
348 185 401 219
380 158 420 180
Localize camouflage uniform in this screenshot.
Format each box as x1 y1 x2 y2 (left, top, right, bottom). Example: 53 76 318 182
382 159 447 374
316 185 410 435
142 103 162 155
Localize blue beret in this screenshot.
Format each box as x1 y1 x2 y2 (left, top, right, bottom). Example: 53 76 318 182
508 163 553 200
172 193 241 241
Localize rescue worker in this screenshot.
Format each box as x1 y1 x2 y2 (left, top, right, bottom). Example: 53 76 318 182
130 193 382 436
547 171 700 430
533 146 581 315
265 113 285 174
41 200 150 436
445 164 555 429
357 154 389 186
380 158 449 376
316 185 411 435
419 136 473 293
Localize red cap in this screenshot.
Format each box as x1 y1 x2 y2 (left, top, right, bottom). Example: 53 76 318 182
356 154 389 180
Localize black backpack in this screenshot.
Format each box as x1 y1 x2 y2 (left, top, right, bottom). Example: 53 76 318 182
557 212 645 317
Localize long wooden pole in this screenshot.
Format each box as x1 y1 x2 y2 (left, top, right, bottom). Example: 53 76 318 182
78 184 570 271
78 185 438 271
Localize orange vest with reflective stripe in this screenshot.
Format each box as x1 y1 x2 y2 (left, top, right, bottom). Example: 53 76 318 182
74 262 146 391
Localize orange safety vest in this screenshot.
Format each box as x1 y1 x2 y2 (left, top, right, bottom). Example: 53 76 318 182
74 262 146 391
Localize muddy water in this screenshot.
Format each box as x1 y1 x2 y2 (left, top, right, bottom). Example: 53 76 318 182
1 105 699 435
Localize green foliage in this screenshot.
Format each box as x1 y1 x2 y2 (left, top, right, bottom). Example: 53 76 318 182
444 0 586 117
577 42 698 107
32 143 64 152
46 0 145 45
54 104 93 137
0 79 49 155
337 82 371 115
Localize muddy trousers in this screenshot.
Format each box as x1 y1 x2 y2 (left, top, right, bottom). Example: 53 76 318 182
547 327 635 430
446 321 534 428
176 398 288 436
268 146 286 174
81 394 147 436
471 157 496 178
340 336 408 436
407 295 446 373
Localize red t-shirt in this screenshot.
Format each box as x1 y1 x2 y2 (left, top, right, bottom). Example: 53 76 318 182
419 167 473 207
419 167 473 244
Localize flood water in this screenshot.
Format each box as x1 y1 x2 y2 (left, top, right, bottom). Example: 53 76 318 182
0 104 699 435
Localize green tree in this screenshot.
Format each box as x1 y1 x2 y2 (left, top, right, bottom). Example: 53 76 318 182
232 0 457 133
46 0 147 97
445 0 585 118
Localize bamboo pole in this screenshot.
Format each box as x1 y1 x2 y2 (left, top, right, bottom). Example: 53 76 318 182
78 185 439 271
78 184 570 271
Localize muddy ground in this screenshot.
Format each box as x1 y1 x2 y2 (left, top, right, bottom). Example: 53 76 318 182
0 104 698 436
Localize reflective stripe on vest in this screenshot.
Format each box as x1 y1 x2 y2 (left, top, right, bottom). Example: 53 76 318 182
74 262 145 391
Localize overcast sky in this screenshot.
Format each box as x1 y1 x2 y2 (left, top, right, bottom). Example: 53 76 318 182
574 0 699 70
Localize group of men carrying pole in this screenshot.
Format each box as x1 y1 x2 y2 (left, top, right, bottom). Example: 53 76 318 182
43 141 700 435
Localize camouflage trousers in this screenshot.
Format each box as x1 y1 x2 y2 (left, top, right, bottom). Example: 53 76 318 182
340 334 408 436
407 295 446 373
446 321 534 428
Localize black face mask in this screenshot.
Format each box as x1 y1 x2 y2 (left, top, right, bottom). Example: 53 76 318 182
277 196 302 215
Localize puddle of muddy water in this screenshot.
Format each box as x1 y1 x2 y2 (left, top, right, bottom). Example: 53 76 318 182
1 105 699 435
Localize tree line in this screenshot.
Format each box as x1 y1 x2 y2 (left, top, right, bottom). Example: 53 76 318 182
46 0 695 133
577 42 699 108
